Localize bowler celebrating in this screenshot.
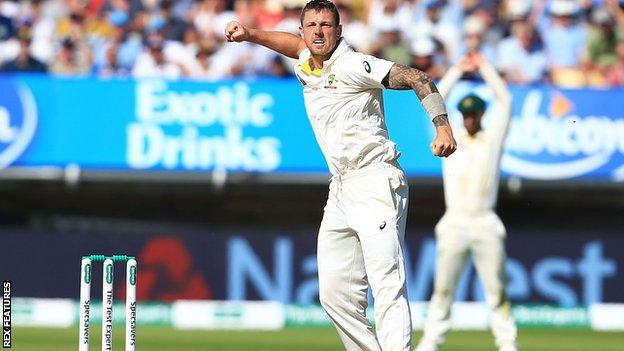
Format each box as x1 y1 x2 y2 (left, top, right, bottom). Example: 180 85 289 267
225 0 456 350
415 52 518 351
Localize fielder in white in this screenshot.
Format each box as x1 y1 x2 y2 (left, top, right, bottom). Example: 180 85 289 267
415 52 518 351
224 1 456 349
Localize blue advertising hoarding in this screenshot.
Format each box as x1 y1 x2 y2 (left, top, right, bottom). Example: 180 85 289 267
0 227 621 305
0 74 623 181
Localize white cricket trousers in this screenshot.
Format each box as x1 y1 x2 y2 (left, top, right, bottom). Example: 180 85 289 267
317 162 412 351
420 211 517 350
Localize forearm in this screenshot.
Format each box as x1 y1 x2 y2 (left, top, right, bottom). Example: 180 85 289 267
479 62 512 146
479 61 511 105
437 66 462 98
248 29 306 59
383 64 438 99
383 63 450 126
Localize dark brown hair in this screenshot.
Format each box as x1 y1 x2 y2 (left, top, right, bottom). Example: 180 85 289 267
300 0 340 26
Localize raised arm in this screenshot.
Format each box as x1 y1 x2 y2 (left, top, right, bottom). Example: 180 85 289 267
473 54 512 148
437 56 480 97
382 63 457 157
224 21 307 59
437 66 463 98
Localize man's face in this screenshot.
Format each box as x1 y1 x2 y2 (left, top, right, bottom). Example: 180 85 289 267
553 15 572 27
464 34 482 51
300 9 341 59
462 110 484 136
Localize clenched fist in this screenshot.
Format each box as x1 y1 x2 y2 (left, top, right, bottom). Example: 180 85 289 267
430 124 457 157
224 21 250 42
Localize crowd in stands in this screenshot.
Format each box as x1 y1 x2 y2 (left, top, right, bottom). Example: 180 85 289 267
0 0 623 87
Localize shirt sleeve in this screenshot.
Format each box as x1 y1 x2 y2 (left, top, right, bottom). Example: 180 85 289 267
437 65 463 98
337 52 395 89
479 61 512 150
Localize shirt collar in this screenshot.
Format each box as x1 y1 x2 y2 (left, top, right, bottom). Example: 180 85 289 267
299 38 350 76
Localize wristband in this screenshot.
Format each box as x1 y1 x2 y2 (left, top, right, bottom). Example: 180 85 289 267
421 92 447 120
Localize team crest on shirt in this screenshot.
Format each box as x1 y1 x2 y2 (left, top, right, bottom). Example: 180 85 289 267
324 73 337 90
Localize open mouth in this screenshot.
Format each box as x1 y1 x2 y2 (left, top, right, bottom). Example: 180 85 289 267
313 39 325 47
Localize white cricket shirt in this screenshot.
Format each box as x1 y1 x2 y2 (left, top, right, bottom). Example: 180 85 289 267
437 63 512 215
294 39 399 176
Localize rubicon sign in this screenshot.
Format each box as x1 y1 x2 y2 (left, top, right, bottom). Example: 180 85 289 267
502 90 624 180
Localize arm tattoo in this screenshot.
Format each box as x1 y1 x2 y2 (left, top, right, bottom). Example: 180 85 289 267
382 63 439 100
432 115 449 127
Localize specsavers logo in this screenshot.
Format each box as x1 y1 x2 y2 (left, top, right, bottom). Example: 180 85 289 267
84 263 91 284
129 265 137 286
105 263 113 284
0 81 38 169
501 90 624 180
127 80 281 172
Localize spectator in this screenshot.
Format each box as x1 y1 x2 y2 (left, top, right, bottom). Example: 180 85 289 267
95 10 142 72
500 0 532 38
56 9 90 45
335 3 373 53
539 0 587 86
413 0 463 25
101 0 146 19
186 46 219 79
273 2 305 74
371 21 411 66
170 0 195 22
1 0 621 87
156 0 189 42
49 37 91 75
605 40 624 86
192 0 235 38
16 0 56 65
0 0 18 67
254 0 285 30
584 7 623 70
93 41 127 76
496 21 547 84
409 0 461 64
1 28 47 73
0 2 16 41
267 55 292 77
210 38 285 78
409 36 445 80
132 35 181 79
368 0 412 36
163 26 201 76
458 15 497 64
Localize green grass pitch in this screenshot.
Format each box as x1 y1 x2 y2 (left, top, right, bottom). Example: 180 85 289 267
10 327 624 351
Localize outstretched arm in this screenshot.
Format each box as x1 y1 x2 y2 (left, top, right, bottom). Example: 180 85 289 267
224 21 306 59
382 63 457 157
473 54 512 148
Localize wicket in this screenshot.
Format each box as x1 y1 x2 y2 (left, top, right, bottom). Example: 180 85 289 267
79 254 137 351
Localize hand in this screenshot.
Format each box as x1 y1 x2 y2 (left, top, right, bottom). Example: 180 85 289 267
469 51 485 68
224 21 250 42
430 125 457 157
457 56 476 73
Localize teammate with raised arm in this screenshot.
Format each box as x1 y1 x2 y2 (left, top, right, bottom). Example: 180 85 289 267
415 52 518 351
225 1 455 350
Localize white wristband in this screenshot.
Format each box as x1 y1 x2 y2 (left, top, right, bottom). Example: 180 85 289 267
421 92 447 120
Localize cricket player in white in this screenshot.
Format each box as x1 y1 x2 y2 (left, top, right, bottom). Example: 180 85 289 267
224 1 456 350
415 52 518 351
